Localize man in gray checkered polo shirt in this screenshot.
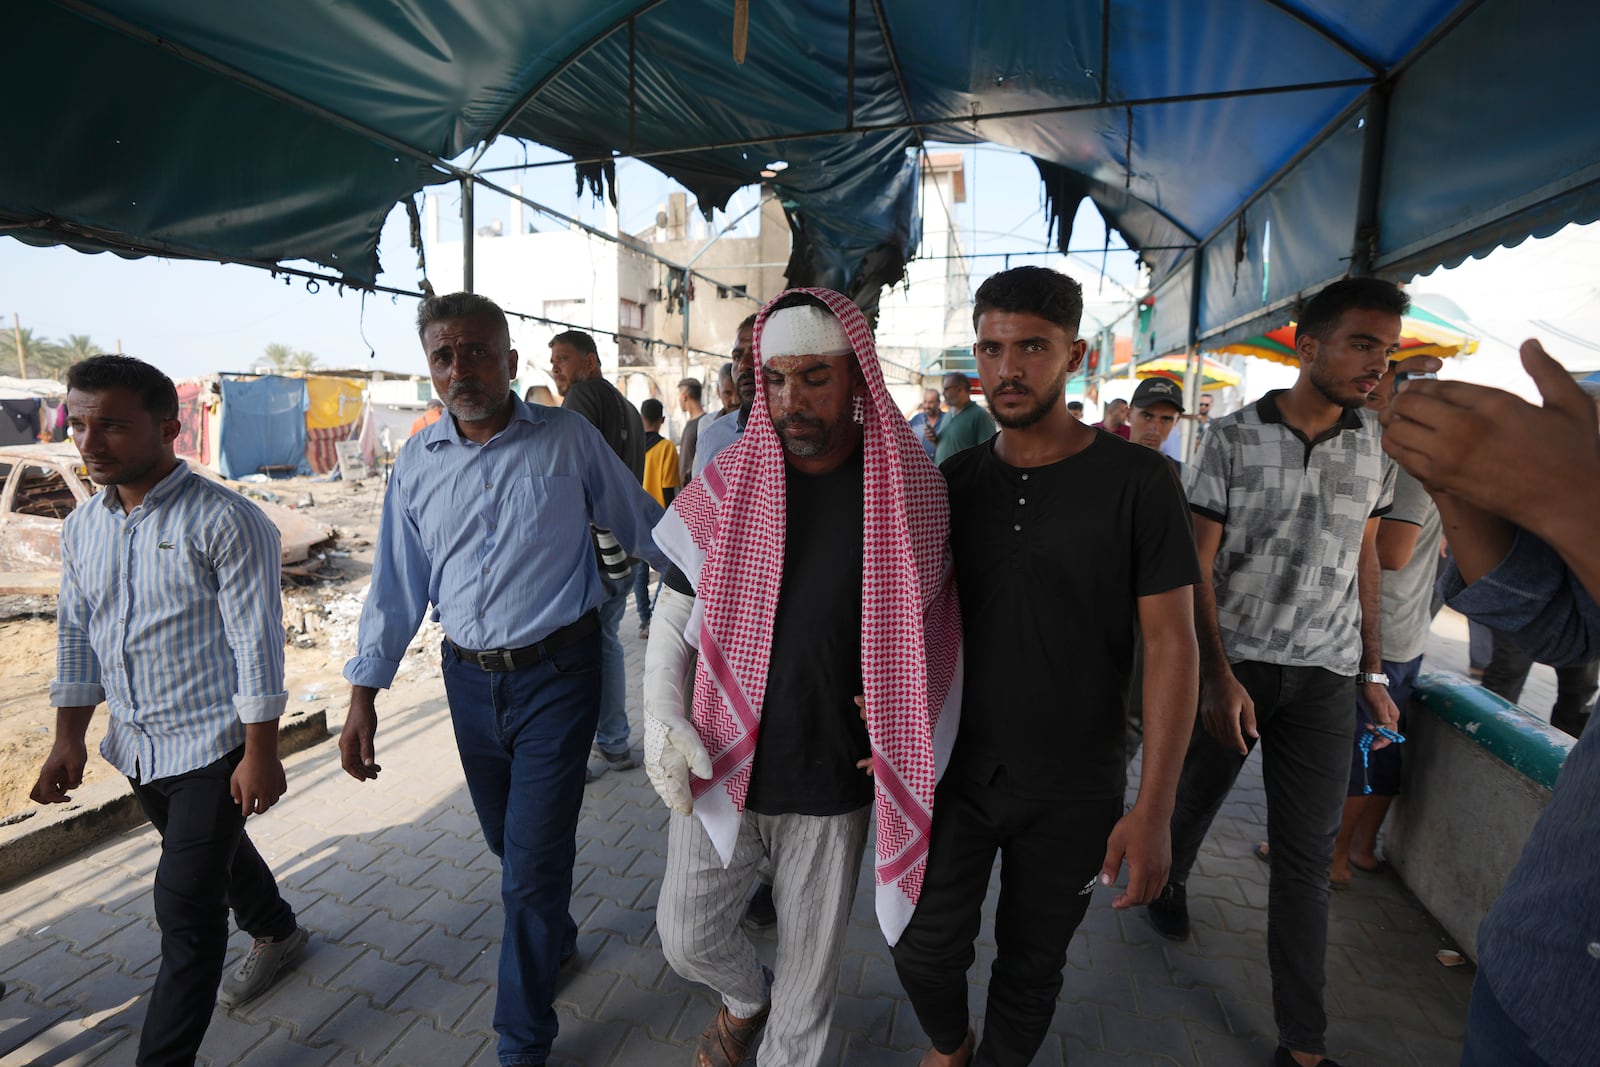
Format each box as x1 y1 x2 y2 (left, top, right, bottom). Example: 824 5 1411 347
1145 278 1409 1067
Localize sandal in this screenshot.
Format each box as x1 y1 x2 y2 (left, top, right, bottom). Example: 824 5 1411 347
694 1002 771 1067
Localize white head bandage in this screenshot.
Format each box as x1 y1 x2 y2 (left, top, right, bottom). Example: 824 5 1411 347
761 304 854 358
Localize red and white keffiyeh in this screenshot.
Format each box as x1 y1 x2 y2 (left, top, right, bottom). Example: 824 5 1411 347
652 287 963 945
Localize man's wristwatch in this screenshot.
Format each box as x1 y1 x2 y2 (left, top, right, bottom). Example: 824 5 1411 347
1356 672 1390 686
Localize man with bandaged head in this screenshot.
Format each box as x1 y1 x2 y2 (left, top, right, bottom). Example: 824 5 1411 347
643 289 962 1067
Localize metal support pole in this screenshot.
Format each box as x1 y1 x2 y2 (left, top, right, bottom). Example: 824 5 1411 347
1350 86 1390 276
461 177 475 293
1181 256 1205 461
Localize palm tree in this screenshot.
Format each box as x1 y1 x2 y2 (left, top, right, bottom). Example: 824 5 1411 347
262 342 297 372
288 349 320 372
0 327 61 379
41 335 104 377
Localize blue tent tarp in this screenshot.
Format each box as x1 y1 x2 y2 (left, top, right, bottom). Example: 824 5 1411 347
218 377 310 480
3 2 1597 329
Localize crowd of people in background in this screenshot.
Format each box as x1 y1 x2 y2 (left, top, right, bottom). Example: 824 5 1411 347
28 266 1600 1067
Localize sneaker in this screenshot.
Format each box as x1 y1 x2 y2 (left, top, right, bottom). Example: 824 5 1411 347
585 746 638 782
743 881 777 931
218 925 308 1007
1146 882 1190 941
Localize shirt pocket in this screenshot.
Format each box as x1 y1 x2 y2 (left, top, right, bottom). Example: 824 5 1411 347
510 475 586 542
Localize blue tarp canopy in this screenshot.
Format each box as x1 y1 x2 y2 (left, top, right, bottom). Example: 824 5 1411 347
4 1 1598 333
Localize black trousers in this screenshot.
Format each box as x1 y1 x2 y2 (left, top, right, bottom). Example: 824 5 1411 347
891 766 1121 1066
1483 632 1597 738
1167 661 1354 1057
129 748 296 1067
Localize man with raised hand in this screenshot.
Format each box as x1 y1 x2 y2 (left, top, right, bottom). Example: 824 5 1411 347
341 293 665 1067
643 288 961 1067
891 266 1199 1067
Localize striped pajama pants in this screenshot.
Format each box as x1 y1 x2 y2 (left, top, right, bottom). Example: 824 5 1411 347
658 805 871 1067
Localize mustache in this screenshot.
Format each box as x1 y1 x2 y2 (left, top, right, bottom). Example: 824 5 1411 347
772 413 825 433
991 382 1031 396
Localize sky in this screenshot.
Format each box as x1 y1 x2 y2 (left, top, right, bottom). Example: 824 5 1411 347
3 135 1595 405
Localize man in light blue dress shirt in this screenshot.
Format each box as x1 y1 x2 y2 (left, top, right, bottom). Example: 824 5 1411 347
32 355 305 1065
340 293 666 1067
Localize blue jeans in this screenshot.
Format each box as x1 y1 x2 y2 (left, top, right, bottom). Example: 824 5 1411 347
631 561 653 628
1460 975 1549 1066
441 633 600 1066
594 573 631 755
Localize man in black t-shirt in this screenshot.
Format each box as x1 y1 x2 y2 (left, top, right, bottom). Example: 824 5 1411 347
644 290 960 1067
892 266 1200 1067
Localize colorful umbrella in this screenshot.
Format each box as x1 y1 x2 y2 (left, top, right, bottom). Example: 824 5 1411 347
1215 306 1479 367
1134 355 1242 391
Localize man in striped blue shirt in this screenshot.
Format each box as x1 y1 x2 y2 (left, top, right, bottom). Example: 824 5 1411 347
32 355 305 1066
341 293 666 1067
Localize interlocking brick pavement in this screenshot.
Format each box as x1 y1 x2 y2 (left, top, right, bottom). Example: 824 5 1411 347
0 623 1474 1066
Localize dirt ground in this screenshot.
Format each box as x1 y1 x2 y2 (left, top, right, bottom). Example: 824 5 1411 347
0 472 443 821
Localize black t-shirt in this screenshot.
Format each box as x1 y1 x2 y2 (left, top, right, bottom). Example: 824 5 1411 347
942 432 1199 799
746 450 871 816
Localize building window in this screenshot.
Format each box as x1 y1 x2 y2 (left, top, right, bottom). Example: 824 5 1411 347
717 284 748 300
619 299 646 329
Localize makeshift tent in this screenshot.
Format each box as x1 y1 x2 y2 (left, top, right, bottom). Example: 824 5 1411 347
2 1 1596 333
217 376 310 479
173 379 214 465
0 398 43 445
302 375 365 474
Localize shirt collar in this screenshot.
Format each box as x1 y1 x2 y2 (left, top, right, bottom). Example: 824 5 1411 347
97 458 191 514
423 393 542 450
1255 390 1363 433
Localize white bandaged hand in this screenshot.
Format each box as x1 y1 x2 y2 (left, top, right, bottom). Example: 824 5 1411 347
642 586 712 814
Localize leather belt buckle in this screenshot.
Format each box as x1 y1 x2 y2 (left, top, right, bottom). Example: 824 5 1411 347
482 648 515 672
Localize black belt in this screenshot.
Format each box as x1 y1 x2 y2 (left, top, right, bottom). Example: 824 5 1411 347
450 611 599 672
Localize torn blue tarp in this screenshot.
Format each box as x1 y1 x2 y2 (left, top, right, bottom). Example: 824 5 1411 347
2 0 1597 329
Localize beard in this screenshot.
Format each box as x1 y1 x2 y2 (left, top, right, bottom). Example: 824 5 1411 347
773 412 851 457
987 363 1070 430
446 384 508 423
1307 363 1371 410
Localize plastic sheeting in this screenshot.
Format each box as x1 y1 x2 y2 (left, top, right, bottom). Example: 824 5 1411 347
217 377 310 480
3 1 1599 329
303 376 367 431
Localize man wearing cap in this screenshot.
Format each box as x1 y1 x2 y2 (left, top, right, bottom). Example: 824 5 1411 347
1129 377 1186 460
933 370 997 465
341 293 667 1067
644 289 962 1067
891 265 1199 1067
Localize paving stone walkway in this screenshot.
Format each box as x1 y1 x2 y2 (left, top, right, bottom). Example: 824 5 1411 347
1 625 1474 1066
